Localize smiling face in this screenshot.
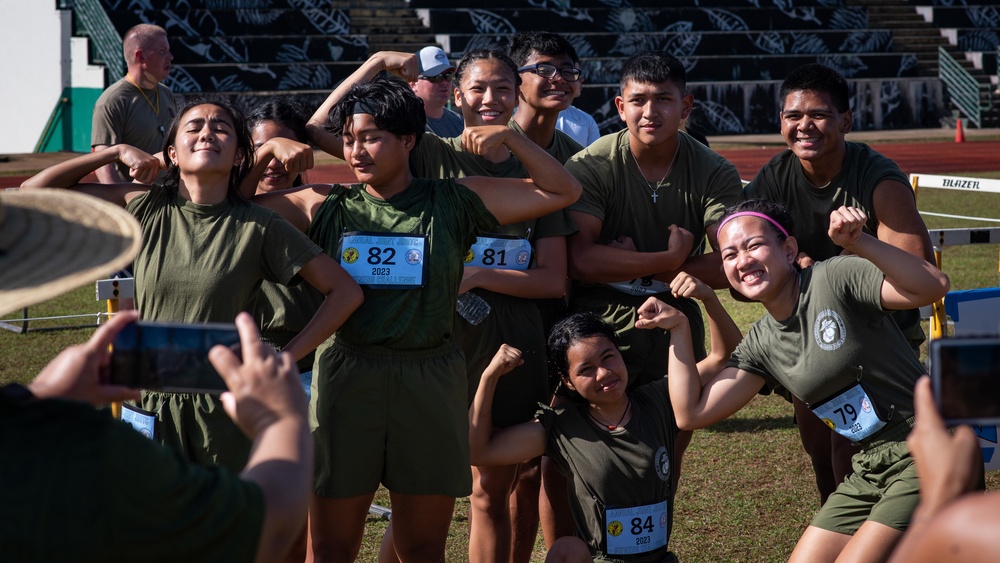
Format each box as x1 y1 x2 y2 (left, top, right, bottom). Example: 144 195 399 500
166 104 239 177
561 335 629 406
454 58 517 127
719 216 798 303
780 89 851 168
615 79 693 148
517 51 577 113
251 120 299 193
341 112 413 187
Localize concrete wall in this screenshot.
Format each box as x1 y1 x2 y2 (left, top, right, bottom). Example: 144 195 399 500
0 2 105 154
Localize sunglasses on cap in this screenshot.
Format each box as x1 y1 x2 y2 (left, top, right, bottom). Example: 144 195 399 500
418 72 454 84
516 63 582 82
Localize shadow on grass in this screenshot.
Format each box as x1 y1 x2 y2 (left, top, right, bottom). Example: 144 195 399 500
702 415 796 433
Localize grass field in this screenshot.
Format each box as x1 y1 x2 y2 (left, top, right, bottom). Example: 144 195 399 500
3 172 1000 561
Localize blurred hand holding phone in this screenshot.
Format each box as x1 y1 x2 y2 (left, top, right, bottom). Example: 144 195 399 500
930 338 1000 426
110 321 241 393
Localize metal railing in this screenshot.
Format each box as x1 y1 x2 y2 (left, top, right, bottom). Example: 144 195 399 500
938 46 992 129
72 0 124 79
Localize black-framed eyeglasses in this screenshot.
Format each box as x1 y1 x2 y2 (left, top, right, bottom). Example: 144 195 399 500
516 63 582 82
418 72 454 84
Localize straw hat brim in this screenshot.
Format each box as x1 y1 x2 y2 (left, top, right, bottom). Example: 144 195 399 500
0 188 142 318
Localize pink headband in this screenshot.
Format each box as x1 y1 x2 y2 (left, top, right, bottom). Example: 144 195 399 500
718 211 789 239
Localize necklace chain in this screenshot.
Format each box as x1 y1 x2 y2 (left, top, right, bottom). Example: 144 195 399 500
126 75 160 115
588 396 631 430
629 143 679 204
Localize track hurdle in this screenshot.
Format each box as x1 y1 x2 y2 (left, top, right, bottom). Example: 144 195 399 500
910 173 1000 338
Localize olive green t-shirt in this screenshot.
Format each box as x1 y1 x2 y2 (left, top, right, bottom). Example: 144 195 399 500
728 257 921 431
307 178 498 350
91 77 176 180
537 379 678 562
126 187 322 323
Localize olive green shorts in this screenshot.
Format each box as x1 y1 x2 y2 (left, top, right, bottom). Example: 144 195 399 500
811 420 918 534
310 340 472 498
571 287 706 389
454 290 549 428
139 390 251 473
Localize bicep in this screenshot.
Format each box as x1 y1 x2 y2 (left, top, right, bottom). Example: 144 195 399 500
460 176 560 225
477 420 548 466
700 367 766 425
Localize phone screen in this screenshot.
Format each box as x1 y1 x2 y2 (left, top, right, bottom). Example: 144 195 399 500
110 321 240 393
931 338 1000 425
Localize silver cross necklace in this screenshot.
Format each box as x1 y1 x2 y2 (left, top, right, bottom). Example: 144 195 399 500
629 143 679 203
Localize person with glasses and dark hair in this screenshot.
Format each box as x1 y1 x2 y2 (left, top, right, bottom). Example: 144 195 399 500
409 46 464 137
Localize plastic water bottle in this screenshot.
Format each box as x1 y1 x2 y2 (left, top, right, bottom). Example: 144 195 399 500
456 292 491 325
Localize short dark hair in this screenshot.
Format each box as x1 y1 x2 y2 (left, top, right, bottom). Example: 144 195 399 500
161 94 253 203
248 97 310 144
328 74 426 145
779 63 850 113
508 31 579 66
247 97 310 187
455 48 521 90
619 51 686 93
547 312 621 401
719 199 795 241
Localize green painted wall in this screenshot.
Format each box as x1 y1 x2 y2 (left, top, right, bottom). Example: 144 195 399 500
36 87 102 153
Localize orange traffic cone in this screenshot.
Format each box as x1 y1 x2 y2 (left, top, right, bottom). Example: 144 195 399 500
955 118 965 143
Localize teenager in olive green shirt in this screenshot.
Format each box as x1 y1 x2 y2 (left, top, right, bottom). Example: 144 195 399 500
743 63 934 504
643 199 949 563
258 74 581 563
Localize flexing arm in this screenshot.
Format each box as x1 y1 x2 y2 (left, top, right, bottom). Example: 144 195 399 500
656 224 729 289
20 145 158 205
566 211 695 283
306 51 419 158
253 184 334 234
279 254 363 362
668 273 742 379
208 312 313 563
93 144 130 184
468 345 548 466
460 235 567 299
240 138 316 200
457 126 582 225
828 206 949 309
635 297 763 430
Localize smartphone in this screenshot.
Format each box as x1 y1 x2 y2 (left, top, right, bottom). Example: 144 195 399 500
930 338 1000 425
110 321 240 394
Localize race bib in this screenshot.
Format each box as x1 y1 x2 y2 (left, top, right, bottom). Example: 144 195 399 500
604 500 668 555
338 232 427 288
810 383 887 442
464 235 532 270
606 276 670 296
120 403 156 440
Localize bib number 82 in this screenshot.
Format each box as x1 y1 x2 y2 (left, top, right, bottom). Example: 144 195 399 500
368 247 396 265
